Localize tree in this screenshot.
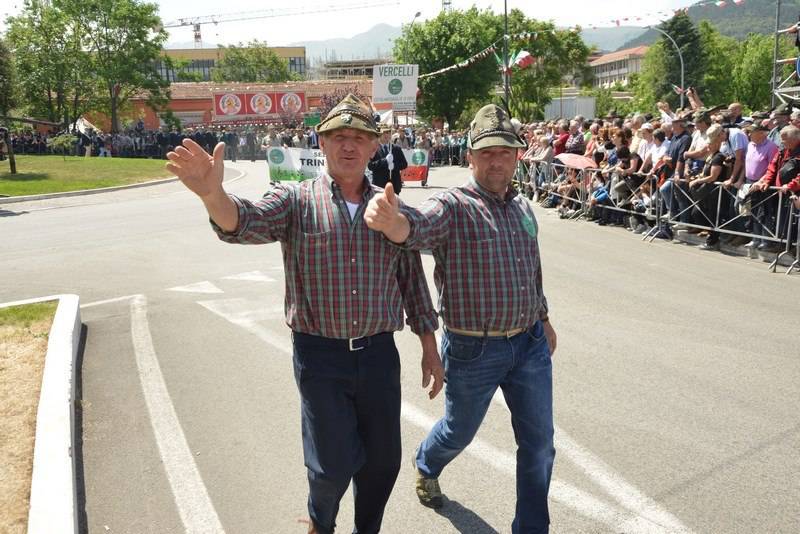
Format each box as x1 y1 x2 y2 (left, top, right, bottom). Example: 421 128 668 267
317 85 370 118
61 0 170 133
732 33 791 112
163 57 203 82
6 1 93 128
211 40 295 83
394 8 501 128
697 21 738 106
634 13 704 112
0 38 14 117
505 12 590 121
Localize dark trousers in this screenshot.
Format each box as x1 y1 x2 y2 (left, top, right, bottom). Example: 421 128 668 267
292 332 402 534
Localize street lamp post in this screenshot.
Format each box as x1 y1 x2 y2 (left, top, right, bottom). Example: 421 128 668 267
410 11 421 27
503 0 510 106
648 25 685 110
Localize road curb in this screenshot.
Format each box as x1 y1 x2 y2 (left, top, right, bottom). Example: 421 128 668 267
0 177 180 204
0 165 248 204
0 294 82 534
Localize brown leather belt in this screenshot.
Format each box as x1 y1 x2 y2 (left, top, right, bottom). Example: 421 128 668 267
447 326 526 338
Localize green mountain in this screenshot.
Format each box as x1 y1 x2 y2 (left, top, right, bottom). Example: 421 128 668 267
620 0 800 49
579 27 647 52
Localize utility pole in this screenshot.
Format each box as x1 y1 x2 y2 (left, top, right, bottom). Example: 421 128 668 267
503 0 510 107
771 0 782 108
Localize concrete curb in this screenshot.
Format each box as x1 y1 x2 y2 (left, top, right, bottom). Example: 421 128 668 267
0 177 180 204
0 294 81 534
0 165 248 204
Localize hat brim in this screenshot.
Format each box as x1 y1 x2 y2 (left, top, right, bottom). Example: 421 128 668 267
470 132 525 150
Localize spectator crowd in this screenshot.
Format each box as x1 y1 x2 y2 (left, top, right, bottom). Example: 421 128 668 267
1 119 474 170
517 93 800 256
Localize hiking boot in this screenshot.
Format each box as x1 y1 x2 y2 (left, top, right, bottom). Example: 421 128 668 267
413 457 443 509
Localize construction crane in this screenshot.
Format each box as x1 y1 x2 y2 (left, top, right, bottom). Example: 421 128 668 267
161 1 401 48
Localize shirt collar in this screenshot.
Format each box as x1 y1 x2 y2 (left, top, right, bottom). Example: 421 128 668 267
323 172 374 202
467 176 518 204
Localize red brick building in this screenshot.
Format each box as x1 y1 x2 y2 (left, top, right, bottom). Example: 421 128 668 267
90 80 385 131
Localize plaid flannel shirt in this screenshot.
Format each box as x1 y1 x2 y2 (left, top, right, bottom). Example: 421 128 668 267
401 177 548 332
212 174 438 339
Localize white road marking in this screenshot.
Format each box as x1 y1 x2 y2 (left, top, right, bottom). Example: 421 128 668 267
80 294 138 308
400 402 643 529
197 298 284 326
491 392 693 533
200 301 692 533
168 281 224 294
222 270 277 283
130 295 225 534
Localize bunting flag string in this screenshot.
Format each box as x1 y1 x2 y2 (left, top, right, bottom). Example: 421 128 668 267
419 30 548 80
587 0 748 30
418 0 749 80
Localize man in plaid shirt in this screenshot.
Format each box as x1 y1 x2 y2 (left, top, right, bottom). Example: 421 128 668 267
166 94 443 534
365 104 558 534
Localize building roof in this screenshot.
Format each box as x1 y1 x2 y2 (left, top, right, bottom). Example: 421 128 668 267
590 46 649 67
143 80 373 100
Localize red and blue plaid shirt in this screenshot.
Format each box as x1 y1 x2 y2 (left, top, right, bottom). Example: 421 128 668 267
212 174 438 339
402 177 548 332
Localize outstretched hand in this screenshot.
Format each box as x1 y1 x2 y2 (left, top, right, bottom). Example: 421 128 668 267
166 139 226 199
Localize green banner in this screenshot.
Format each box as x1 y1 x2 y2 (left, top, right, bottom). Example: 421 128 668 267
303 113 321 127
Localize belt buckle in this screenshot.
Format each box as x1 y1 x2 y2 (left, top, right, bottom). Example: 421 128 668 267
349 337 366 351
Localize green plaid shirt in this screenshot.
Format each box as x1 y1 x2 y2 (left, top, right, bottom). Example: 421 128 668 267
402 177 548 332
211 175 438 339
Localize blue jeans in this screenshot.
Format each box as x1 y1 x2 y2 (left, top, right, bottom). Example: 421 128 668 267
415 321 555 534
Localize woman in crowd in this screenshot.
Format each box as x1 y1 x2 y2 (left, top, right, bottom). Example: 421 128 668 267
688 124 729 251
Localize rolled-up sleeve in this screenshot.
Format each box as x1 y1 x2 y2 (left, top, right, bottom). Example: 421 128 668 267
396 249 439 335
211 185 295 244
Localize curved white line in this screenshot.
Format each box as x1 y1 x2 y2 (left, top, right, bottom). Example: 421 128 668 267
131 295 225 534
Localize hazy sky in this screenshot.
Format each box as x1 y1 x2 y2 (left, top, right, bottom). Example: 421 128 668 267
1 1 702 45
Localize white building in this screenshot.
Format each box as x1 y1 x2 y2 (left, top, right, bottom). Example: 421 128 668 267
590 46 649 88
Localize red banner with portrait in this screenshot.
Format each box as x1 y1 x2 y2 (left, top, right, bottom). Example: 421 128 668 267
213 91 305 122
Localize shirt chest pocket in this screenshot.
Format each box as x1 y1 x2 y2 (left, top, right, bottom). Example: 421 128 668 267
298 231 331 278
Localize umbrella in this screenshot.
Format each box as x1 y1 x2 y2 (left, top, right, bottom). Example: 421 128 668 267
555 153 596 170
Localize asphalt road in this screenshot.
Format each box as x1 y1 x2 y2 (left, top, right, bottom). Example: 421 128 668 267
1 161 798 534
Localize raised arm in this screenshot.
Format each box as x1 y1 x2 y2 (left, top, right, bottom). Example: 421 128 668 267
167 139 239 232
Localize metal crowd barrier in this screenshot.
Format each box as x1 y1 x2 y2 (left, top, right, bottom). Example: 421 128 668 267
524 162 800 275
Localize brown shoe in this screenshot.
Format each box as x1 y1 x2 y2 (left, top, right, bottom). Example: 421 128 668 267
298 518 317 533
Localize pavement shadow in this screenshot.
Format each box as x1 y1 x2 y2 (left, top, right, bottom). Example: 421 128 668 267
74 324 89 534
0 172 48 181
0 208 28 217
434 496 500 534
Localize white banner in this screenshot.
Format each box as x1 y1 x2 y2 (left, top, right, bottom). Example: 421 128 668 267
372 64 419 112
266 147 429 182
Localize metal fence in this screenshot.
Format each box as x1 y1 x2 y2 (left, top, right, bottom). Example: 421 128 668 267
520 160 800 275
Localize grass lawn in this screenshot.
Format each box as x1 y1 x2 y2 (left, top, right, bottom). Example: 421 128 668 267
0 155 173 197
0 300 58 534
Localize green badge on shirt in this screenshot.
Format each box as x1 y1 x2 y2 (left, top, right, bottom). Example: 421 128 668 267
522 215 538 238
